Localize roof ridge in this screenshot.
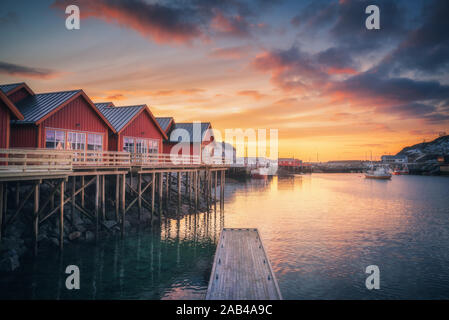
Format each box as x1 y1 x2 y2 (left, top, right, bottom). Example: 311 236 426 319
35 89 81 95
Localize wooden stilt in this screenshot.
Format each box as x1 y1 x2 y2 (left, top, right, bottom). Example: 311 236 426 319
194 171 198 209
121 174 126 236
33 181 40 254
115 174 120 222
81 176 85 208
159 172 163 213
151 172 155 222
177 171 181 205
214 171 217 209
101 175 105 220
59 179 64 250
138 173 142 221
95 175 99 235
165 172 169 206
71 176 76 225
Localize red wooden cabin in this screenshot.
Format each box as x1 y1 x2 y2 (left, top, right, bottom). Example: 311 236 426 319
5 85 115 151
0 90 24 148
156 121 214 159
95 103 167 154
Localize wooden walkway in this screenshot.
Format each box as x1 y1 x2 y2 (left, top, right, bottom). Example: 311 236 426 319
206 228 282 300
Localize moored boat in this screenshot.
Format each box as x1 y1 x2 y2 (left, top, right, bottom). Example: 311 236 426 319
251 167 269 179
365 166 392 179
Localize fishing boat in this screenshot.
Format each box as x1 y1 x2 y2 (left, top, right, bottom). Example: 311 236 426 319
392 164 409 175
251 167 269 179
365 166 392 179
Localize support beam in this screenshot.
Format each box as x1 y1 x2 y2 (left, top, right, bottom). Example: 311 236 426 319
33 181 40 255
115 174 120 222
138 173 142 221
177 171 181 206
159 172 163 214
121 174 126 236
71 176 76 225
59 179 64 250
95 175 99 235
151 172 155 221
101 175 106 220
81 176 85 208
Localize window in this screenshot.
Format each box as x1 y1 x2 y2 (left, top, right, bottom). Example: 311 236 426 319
46 129 65 150
87 133 103 151
123 137 158 154
123 137 135 153
67 132 86 150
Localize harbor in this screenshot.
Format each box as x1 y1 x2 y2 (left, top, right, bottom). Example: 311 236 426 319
2 173 449 299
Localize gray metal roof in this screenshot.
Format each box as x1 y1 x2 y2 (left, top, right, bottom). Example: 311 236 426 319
0 83 23 94
12 90 81 124
156 117 173 132
169 122 211 143
94 104 145 133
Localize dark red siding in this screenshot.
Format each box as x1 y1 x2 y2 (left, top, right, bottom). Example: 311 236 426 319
40 96 109 149
0 100 10 148
7 87 31 104
10 125 38 148
117 111 163 152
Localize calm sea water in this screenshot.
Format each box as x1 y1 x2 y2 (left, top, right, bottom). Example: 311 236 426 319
1 173 449 299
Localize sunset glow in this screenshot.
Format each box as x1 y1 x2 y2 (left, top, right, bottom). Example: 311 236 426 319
1 0 448 161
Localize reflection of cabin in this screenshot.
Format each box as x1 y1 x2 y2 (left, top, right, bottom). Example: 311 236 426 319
95 103 167 154
1 82 115 151
0 90 24 148
156 120 213 158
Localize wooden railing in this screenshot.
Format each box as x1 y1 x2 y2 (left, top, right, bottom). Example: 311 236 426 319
0 148 73 173
0 149 231 173
72 150 131 167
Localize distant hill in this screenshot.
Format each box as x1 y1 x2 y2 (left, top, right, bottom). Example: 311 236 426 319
397 135 449 163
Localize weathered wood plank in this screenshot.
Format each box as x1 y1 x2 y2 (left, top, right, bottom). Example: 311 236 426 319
206 228 282 300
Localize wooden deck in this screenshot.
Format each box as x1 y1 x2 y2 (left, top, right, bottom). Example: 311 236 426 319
206 228 282 300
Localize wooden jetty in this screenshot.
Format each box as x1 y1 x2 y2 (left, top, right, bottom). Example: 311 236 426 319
206 228 282 300
0 148 228 253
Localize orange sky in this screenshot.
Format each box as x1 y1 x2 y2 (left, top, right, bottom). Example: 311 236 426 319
1 0 448 161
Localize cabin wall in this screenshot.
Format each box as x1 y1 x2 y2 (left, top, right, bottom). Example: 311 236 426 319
0 101 10 148
40 96 109 149
10 124 38 148
119 111 163 152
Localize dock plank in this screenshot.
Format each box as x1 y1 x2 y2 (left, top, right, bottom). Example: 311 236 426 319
206 228 282 300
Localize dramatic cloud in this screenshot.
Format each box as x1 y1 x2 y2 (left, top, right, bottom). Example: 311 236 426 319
52 0 276 44
209 46 252 60
237 90 266 100
0 61 60 79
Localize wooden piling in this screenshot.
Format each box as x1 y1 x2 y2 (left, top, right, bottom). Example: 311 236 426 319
177 171 181 205
151 172 155 221
138 173 142 220
59 179 64 250
115 174 120 222
101 175 105 220
71 176 76 224
33 181 40 254
15 182 20 208
121 173 126 236
159 172 163 212
95 175 99 234
81 176 85 208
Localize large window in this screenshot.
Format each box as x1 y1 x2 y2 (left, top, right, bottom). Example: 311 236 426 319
123 137 158 154
46 129 65 150
67 132 86 150
45 128 103 152
87 133 103 151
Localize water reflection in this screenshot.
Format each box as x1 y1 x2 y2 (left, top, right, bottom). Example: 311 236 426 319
2 174 449 299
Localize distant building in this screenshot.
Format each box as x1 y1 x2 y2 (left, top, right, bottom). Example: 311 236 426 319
381 155 408 164
278 158 302 167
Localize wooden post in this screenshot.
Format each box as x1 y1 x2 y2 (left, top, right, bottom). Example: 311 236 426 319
115 174 120 222
95 175 99 235
0 183 3 242
151 172 155 222
121 174 126 236
101 175 105 220
166 172 170 206
194 171 198 209
159 172 163 213
71 176 76 225
33 181 40 254
59 179 65 250
138 173 142 221
221 170 225 209
177 171 181 205
214 171 217 209
81 176 85 208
